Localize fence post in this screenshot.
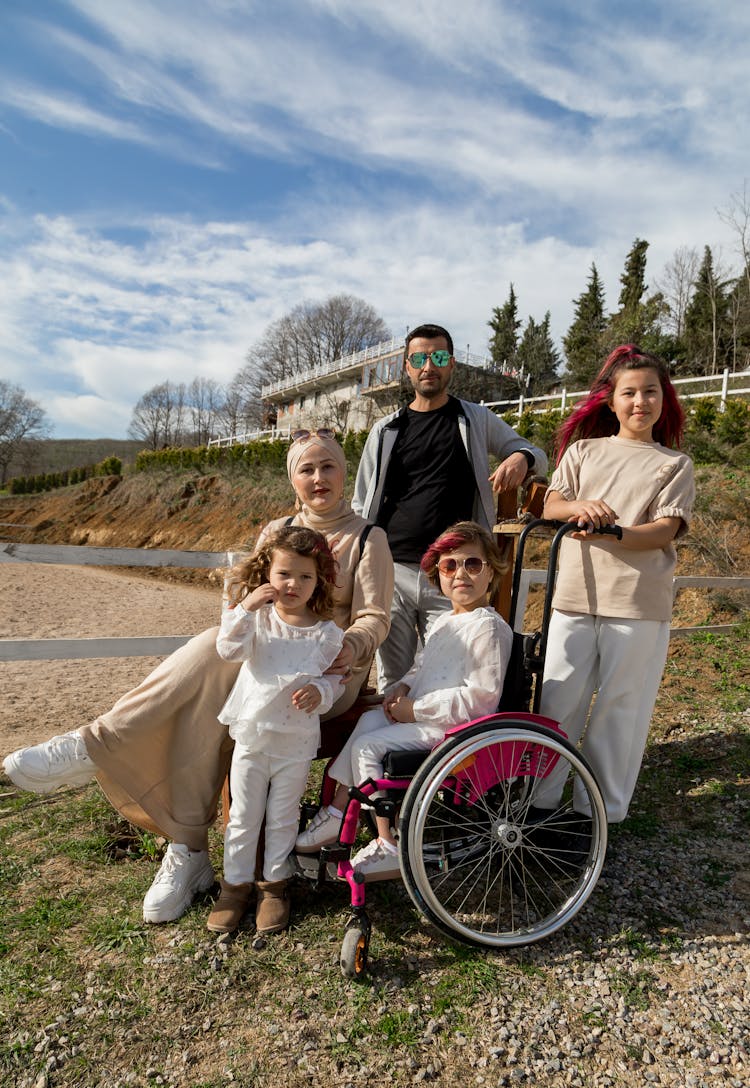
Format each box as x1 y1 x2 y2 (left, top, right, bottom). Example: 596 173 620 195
720 368 729 412
561 387 568 412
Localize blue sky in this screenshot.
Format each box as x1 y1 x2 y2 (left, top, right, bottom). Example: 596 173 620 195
1 0 748 439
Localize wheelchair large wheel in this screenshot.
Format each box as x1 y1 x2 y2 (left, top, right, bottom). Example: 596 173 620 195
398 717 607 948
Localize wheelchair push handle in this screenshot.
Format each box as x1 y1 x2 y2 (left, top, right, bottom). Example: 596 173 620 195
556 520 623 541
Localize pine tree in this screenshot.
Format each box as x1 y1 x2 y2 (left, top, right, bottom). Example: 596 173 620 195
488 284 521 371
605 238 667 352
562 264 607 388
517 312 561 393
683 246 731 374
724 265 750 371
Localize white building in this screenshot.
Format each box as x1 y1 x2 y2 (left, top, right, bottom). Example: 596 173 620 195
260 337 495 434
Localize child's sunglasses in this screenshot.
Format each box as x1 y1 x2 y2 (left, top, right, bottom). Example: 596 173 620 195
436 557 489 577
406 350 452 369
290 428 336 442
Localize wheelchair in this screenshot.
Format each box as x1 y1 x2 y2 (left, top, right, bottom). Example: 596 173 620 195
291 520 618 978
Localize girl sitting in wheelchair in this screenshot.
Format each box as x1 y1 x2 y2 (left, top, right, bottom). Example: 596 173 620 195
295 521 513 880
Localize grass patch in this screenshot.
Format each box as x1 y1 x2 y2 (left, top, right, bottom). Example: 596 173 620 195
0 629 748 1085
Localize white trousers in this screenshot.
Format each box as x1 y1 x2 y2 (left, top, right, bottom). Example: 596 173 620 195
329 706 446 787
224 744 311 884
536 610 670 822
376 562 452 691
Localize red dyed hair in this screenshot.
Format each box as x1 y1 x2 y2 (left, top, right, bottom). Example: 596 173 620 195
420 520 508 599
555 344 685 464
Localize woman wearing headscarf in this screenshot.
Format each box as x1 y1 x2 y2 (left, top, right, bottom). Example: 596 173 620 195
4 432 393 925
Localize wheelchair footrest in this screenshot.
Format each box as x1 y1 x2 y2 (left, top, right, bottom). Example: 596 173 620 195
382 750 425 777
320 844 350 863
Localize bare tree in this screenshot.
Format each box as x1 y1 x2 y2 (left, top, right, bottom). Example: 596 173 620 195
653 246 700 341
186 377 224 446
230 294 390 431
128 381 189 449
0 381 51 484
718 182 750 300
217 369 266 437
252 294 389 384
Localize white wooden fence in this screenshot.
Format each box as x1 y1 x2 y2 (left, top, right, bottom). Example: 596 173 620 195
0 541 227 661
484 367 750 419
1 541 746 662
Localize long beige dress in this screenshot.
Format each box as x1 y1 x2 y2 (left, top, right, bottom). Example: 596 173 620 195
82 501 393 850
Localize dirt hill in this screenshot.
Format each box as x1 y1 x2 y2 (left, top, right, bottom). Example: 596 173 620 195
0 468 292 555
1 464 748 624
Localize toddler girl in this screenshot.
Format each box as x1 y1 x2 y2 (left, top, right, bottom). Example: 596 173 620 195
208 525 343 933
535 344 695 822
296 521 513 880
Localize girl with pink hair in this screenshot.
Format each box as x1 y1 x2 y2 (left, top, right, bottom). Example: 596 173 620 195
535 345 695 823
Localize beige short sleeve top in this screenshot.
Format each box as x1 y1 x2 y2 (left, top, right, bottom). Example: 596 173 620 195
549 436 695 622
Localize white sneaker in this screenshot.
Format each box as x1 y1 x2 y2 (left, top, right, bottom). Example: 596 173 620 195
3 731 95 793
295 807 343 853
142 843 215 924
350 838 401 882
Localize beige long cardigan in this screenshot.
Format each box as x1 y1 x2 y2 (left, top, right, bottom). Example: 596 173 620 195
82 503 393 850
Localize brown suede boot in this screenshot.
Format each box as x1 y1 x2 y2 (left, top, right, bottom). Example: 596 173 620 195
255 879 290 935
206 879 253 934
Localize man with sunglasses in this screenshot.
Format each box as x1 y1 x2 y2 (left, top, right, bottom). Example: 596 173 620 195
353 322 547 690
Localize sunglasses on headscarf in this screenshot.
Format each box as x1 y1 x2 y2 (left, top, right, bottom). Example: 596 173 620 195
290 428 337 443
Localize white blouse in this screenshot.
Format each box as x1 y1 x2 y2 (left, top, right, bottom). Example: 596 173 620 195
394 607 512 725
216 603 344 756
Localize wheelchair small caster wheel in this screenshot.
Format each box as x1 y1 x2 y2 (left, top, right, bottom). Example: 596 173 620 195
340 925 369 979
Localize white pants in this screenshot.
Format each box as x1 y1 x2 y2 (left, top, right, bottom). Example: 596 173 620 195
329 706 446 787
536 610 670 822
376 562 452 691
224 744 311 883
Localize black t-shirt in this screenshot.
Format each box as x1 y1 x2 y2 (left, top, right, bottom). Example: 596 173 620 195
376 398 477 563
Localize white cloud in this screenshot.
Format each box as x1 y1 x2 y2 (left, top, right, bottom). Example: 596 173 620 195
2 191 738 438
1 1 747 438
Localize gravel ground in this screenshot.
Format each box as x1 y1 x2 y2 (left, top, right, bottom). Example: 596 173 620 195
1 565 748 1087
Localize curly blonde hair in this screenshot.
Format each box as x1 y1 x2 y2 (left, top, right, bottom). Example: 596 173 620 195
225 525 338 619
420 521 508 601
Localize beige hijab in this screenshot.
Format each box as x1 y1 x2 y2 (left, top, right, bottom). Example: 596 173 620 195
285 434 354 535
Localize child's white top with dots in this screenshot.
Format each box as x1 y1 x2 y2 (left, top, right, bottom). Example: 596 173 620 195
393 606 512 725
216 603 344 757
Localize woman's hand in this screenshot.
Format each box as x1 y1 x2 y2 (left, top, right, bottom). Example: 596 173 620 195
324 641 355 685
292 683 322 713
241 583 277 612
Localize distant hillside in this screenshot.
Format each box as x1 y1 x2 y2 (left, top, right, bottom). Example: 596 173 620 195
8 438 145 479
0 463 747 625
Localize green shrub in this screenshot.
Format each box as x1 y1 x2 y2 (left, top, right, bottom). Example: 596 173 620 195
533 408 564 458
689 398 717 433
714 398 750 446
95 456 122 476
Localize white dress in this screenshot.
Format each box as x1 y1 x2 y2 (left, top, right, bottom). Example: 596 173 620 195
330 606 512 788
217 602 344 759
216 602 344 883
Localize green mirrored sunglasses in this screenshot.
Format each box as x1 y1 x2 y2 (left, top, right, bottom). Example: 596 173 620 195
406 350 452 369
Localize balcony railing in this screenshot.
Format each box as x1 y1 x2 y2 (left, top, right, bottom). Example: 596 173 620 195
260 337 493 398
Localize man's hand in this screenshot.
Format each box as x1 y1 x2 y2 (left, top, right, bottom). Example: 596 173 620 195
489 451 530 493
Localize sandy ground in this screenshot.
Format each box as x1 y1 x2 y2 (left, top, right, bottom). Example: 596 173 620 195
1 562 221 754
